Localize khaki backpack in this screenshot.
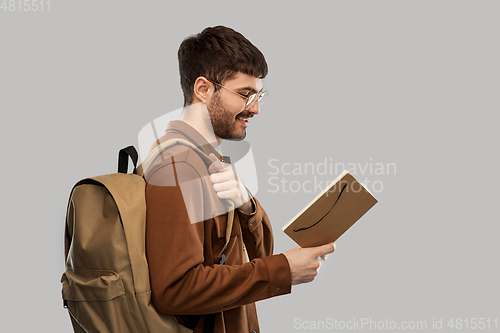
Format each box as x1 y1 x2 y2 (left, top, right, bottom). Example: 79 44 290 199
61 141 234 333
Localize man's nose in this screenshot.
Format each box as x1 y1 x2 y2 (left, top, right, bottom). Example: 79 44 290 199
246 100 260 115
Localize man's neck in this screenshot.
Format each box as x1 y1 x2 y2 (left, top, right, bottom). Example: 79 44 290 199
180 102 221 148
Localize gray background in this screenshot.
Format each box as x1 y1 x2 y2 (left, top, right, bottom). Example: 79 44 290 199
1 0 498 332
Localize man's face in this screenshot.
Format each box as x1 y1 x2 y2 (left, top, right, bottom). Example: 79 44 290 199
207 73 263 141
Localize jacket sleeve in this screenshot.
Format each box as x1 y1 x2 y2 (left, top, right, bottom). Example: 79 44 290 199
145 158 291 316
237 195 275 261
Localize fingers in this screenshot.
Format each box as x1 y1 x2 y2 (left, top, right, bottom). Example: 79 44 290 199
208 153 225 173
212 185 240 201
283 244 335 286
312 245 333 276
210 168 239 199
211 177 238 192
208 153 247 206
208 153 238 193
209 166 234 182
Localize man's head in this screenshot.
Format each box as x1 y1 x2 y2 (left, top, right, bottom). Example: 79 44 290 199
178 26 268 106
178 26 268 140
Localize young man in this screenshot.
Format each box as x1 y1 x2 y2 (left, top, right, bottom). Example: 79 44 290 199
145 26 335 333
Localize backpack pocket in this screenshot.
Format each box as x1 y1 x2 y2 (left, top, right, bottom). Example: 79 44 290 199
61 268 138 333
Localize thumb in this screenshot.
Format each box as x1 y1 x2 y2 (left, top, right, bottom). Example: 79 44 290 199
208 153 218 162
317 242 336 256
208 153 223 173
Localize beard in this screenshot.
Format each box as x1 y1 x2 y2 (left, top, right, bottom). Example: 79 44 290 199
207 93 249 140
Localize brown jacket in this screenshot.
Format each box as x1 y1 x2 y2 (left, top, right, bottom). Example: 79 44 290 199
145 121 292 333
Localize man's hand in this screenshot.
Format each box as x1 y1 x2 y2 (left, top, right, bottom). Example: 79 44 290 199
208 153 252 213
283 242 336 285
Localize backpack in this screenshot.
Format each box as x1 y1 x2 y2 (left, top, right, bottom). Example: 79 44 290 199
61 141 234 333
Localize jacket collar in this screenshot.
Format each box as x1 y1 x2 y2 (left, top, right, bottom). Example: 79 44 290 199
164 120 222 160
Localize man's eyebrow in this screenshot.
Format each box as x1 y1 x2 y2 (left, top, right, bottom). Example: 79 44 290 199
236 86 262 94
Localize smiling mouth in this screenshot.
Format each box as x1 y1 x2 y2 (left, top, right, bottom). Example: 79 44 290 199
236 113 253 126
236 112 253 122
237 117 249 124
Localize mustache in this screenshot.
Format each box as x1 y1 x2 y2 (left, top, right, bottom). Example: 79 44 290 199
235 111 254 119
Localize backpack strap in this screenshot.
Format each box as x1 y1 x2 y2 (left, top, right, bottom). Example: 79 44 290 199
118 146 139 174
203 314 216 333
185 314 216 333
139 138 212 175
138 139 234 265
216 200 234 265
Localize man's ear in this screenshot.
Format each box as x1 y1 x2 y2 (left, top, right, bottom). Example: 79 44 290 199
193 77 211 103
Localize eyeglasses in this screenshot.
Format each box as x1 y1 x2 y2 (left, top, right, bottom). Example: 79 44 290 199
208 80 268 110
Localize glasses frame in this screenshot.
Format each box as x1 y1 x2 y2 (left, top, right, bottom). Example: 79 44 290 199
207 79 268 110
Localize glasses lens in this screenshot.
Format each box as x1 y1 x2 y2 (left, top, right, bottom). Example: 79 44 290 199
245 94 258 110
259 91 268 105
245 91 268 110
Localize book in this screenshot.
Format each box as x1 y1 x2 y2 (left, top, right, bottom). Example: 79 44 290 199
282 170 378 248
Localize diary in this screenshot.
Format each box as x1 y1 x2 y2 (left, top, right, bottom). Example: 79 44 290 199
282 171 378 247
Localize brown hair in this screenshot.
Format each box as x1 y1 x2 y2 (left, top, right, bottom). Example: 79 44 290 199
178 26 268 106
